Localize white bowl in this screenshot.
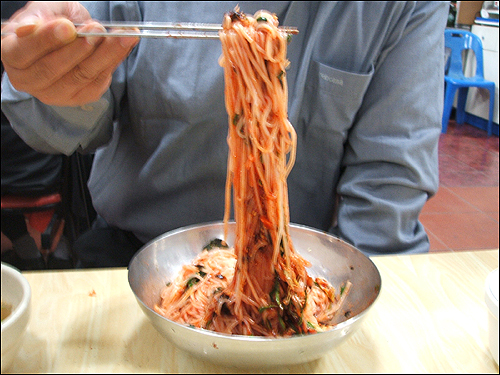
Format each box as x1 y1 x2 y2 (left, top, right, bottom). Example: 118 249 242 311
485 268 498 366
1 262 31 372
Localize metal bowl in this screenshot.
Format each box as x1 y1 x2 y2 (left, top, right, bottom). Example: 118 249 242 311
128 221 381 367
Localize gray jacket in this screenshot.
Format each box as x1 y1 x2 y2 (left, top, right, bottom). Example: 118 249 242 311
1 1 448 255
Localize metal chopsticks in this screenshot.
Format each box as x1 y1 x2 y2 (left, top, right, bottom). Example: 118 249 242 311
1 20 299 39
76 30 221 39
76 21 221 39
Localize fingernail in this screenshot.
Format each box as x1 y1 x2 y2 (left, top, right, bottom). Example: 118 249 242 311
15 16 40 37
18 15 39 28
54 21 75 42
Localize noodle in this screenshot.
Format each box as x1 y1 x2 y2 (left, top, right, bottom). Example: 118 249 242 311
154 8 351 337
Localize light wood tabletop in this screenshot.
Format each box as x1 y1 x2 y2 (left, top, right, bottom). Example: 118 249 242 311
4 249 499 373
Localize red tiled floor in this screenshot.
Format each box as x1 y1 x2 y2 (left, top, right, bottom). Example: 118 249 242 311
438 152 499 187
421 120 499 252
438 121 499 188
422 187 480 214
447 186 499 213
426 230 450 252
421 211 499 252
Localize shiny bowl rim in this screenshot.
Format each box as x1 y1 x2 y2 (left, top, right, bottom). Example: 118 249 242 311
128 220 382 342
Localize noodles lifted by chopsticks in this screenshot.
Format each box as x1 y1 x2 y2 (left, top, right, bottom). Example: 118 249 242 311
154 8 351 337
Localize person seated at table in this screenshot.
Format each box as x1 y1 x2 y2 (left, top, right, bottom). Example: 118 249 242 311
1 1 448 268
1 0 72 271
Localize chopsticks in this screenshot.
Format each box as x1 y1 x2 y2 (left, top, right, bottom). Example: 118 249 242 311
1 20 299 39
76 21 222 39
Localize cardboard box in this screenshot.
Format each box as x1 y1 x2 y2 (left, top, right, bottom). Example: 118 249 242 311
456 1 484 25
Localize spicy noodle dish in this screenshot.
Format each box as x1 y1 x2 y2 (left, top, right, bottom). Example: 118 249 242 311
153 8 351 337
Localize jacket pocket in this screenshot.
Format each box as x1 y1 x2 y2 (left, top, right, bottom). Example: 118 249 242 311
304 59 375 131
288 60 375 226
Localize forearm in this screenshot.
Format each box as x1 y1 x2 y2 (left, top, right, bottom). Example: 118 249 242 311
0 1 137 155
335 1 447 255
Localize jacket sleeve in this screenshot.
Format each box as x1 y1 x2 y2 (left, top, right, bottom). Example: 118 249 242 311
1 74 114 155
333 1 448 255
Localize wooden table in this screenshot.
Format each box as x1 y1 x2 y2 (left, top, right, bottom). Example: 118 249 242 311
5 249 499 373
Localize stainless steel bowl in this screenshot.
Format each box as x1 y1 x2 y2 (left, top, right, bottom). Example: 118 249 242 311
128 221 381 367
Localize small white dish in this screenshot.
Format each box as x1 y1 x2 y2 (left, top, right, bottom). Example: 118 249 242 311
1 262 31 372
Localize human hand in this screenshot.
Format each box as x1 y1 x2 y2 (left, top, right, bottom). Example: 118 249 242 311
1 1 139 107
